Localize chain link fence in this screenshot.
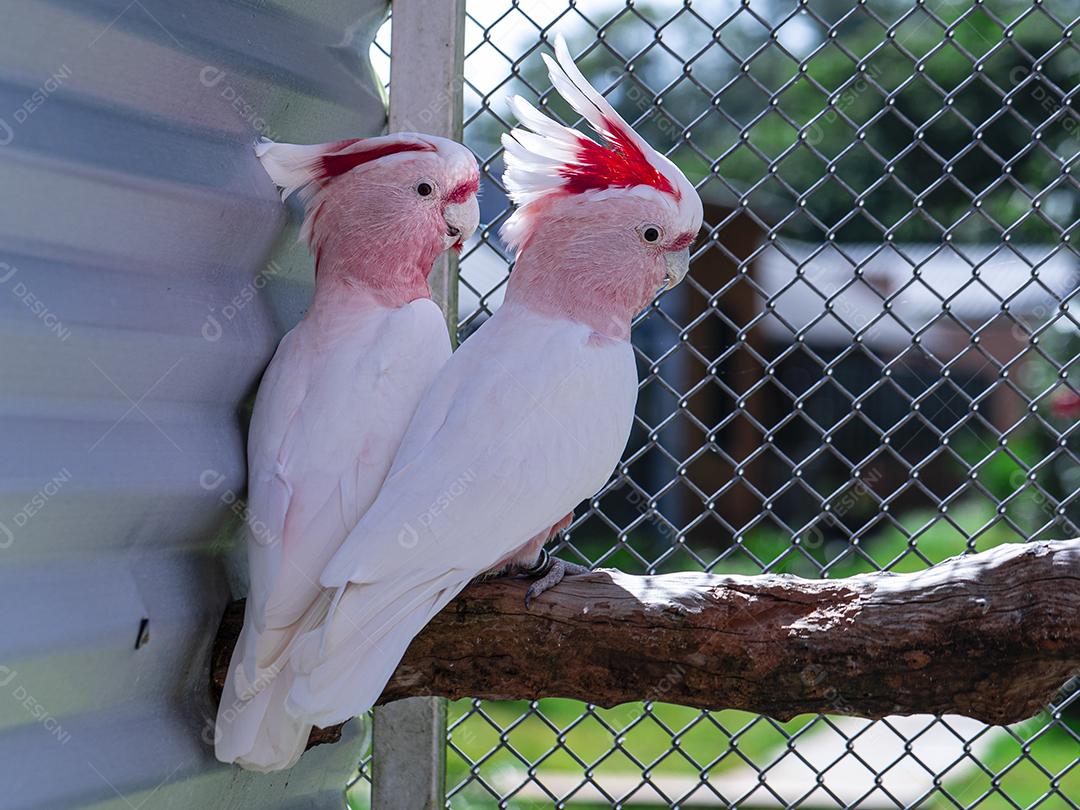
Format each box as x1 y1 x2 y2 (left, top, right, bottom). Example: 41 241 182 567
352 1 1079 806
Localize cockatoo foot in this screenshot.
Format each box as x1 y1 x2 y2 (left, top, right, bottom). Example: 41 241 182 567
522 549 591 608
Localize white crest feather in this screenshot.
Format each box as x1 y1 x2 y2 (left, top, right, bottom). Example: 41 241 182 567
540 35 647 153
255 139 331 202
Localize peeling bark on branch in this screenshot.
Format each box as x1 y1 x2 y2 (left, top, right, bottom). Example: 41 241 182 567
211 540 1080 747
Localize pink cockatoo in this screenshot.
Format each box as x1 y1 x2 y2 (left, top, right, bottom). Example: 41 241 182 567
283 35 702 729
214 133 479 771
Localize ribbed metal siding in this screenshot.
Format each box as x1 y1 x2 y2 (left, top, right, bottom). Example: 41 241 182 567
0 2 387 807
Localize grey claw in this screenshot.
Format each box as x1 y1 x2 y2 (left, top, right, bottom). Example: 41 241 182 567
523 558 592 609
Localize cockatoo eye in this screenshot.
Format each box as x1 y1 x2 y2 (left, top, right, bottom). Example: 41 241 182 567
641 225 662 244
415 180 434 197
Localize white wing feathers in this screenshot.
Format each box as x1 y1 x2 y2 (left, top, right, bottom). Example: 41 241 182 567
285 305 638 726
214 298 451 770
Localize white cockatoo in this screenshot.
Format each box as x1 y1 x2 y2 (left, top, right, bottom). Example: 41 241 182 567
283 35 702 730
214 133 479 771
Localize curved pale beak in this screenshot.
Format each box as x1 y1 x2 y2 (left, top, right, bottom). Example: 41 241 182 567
442 197 480 253
663 248 691 290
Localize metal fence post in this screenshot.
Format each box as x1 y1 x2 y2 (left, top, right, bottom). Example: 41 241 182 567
373 0 466 807
386 0 465 330
372 697 448 809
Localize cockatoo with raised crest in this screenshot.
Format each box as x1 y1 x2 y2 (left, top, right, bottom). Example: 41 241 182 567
283 36 702 730
214 133 479 771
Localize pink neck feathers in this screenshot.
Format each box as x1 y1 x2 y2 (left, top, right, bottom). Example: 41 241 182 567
305 186 440 310
505 199 663 342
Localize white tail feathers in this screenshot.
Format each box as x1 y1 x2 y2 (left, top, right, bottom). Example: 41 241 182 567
234 585 336 705
215 627 312 772
217 591 338 771
286 572 464 728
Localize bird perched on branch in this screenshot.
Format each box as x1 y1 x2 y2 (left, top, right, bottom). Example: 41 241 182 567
214 134 479 771
285 35 702 730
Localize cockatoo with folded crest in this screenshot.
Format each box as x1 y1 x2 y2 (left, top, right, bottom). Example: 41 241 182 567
214 133 479 771
284 35 702 730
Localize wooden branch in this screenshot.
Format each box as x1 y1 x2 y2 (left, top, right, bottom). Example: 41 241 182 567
211 540 1080 747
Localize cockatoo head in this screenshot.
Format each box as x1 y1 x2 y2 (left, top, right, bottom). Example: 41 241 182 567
257 133 479 301
500 36 703 336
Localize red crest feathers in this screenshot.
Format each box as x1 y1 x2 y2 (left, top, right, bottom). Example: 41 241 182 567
560 117 677 198
318 140 435 180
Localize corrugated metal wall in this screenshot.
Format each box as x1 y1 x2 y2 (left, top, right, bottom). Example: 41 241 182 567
0 2 387 807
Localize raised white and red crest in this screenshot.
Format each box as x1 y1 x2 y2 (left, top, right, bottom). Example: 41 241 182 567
501 35 700 250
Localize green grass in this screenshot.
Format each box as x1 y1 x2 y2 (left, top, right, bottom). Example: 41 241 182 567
821 498 1023 577
715 496 1028 581
435 706 1080 809
444 698 814 807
